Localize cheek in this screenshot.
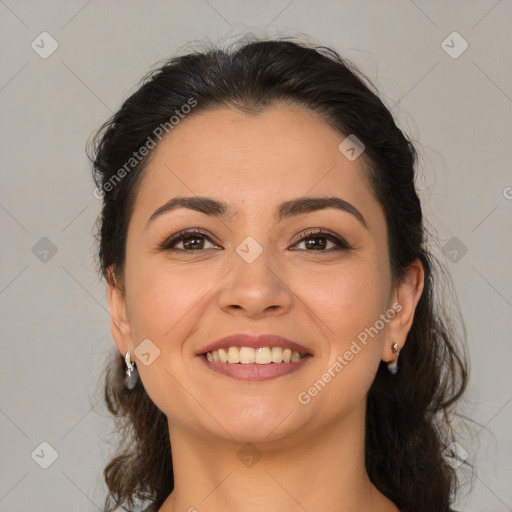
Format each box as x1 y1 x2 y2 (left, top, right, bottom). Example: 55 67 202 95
298 257 390 385
126 258 210 341
123 258 216 413
291 260 390 417
297 259 389 337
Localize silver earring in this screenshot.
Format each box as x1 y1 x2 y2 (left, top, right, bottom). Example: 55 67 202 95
387 342 400 375
125 351 135 377
124 351 138 390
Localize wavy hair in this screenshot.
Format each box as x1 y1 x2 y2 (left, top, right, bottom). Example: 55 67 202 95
88 36 471 512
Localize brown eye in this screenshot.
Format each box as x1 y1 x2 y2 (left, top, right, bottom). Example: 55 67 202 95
159 229 220 251
291 229 351 252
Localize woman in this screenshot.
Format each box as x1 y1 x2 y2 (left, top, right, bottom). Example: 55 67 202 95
89 36 470 512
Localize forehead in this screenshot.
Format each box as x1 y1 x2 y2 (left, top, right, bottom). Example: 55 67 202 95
153 105 352 171
130 105 380 228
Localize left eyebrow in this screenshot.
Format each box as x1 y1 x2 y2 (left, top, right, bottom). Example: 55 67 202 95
146 195 368 230
277 196 368 229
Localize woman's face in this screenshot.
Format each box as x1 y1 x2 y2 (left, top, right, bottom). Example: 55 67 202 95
108 105 417 443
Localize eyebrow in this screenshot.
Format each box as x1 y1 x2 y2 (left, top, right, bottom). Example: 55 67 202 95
146 195 368 229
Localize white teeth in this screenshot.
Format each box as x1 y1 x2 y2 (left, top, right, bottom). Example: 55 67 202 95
227 346 240 364
204 346 307 364
255 347 272 364
291 351 301 362
271 346 283 363
239 346 255 364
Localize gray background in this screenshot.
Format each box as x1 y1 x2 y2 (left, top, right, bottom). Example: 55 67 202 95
1 1 511 511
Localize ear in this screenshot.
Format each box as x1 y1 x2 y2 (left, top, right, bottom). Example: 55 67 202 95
382 258 425 362
105 266 132 356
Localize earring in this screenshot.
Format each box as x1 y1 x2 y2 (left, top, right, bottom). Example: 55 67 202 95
387 342 400 375
124 351 139 390
125 350 135 377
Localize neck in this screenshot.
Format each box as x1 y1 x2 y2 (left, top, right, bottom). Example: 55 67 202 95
158 405 398 512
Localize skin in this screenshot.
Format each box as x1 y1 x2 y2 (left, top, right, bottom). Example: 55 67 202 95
107 104 424 512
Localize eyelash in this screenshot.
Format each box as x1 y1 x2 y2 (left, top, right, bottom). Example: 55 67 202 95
158 228 352 253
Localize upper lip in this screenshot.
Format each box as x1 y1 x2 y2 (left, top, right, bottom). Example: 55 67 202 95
197 334 312 356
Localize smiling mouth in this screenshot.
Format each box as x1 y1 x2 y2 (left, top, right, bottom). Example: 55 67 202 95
199 347 312 381
203 346 309 364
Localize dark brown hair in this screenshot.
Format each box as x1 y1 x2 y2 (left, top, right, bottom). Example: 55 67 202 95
88 36 471 512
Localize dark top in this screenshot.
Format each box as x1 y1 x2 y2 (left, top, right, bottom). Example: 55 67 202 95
401 509 461 512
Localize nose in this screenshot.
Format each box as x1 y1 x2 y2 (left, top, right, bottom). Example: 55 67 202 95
217 241 294 319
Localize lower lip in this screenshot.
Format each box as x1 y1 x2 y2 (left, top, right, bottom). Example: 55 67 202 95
198 354 313 381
